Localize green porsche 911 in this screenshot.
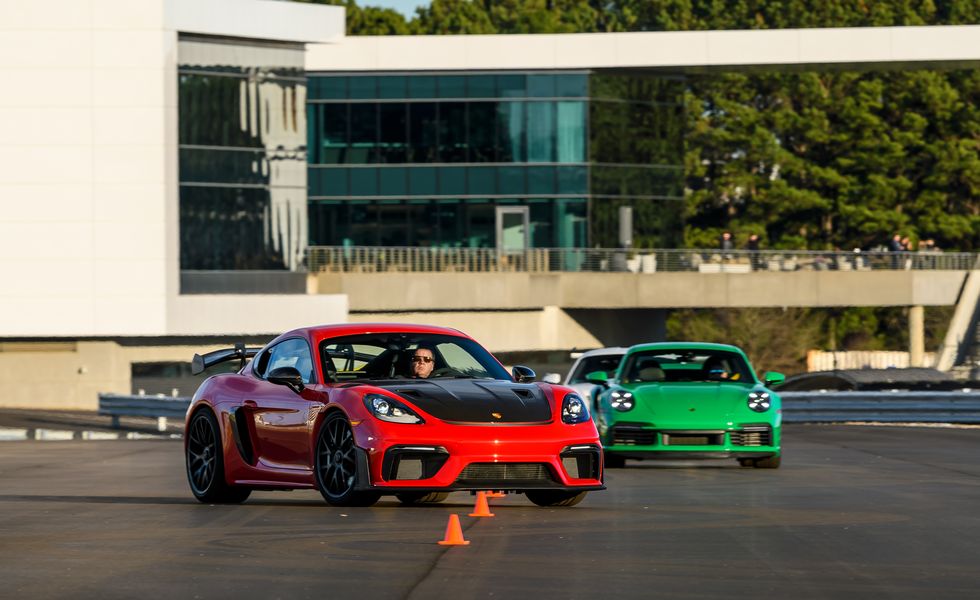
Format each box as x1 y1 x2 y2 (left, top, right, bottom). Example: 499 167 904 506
589 342 784 469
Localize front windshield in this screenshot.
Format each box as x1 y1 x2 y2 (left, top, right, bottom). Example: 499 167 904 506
619 349 754 384
569 354 624 383
319 333 511 382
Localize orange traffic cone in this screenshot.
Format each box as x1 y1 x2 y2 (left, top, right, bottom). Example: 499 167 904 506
437 514 470 546
486 490 506 498
469 491 495 517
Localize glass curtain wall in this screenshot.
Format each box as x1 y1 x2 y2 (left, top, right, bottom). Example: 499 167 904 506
308 73 589 248
307 71 683 249
178 36 308 270
590 73 686 248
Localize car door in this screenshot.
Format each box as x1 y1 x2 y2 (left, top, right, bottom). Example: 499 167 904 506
243 338 321 472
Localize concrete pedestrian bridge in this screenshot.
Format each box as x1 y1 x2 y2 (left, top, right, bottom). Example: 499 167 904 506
217 247 976 363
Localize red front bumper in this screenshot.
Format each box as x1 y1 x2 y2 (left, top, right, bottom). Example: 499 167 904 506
352 418 604 491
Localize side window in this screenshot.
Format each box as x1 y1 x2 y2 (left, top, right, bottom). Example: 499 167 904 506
264 339 316 384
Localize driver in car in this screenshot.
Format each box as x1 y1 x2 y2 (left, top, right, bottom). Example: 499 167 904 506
410 346 436 378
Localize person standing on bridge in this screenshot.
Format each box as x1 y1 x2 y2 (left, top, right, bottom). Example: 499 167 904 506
746 234 762 270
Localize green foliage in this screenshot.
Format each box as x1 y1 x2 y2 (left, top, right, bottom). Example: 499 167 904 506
666 308 825 375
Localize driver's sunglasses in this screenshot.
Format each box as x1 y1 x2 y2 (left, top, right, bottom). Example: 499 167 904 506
411 356 434 364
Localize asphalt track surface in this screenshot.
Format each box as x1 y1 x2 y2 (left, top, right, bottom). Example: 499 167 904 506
1 424 978 599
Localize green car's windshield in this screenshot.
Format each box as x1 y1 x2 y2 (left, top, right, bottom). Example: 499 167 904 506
620 349 753 384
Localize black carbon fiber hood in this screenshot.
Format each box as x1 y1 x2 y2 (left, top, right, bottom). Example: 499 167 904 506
374 379 553 423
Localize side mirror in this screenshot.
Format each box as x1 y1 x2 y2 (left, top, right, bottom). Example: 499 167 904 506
585 371 609 386
541 372 561 384
763 371 785 386
268 366 305 393
512 365 536 383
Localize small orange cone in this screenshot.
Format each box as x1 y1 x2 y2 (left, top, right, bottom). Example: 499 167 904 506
469 491 495 517
437 514 470 546
486 490 506 498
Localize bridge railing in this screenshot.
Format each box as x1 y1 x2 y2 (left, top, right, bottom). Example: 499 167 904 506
306 247 980 274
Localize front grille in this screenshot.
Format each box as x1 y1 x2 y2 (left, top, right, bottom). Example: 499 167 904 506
662 432 724 446
730 427 773 446
454 462 555 486
610 425 657 446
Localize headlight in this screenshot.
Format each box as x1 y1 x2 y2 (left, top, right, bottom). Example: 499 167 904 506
610 390 634 412
747 391 771 412
363 393 424 424
561 394 590 424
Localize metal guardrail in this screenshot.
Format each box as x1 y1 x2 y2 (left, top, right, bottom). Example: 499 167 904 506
306 247 979 274
97 391 980 428
780 391 980 424
98 394 192 432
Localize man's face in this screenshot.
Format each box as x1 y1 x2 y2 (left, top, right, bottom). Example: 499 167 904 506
411 348 435 378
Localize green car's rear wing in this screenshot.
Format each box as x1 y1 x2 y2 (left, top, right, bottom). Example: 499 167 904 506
191 343 263 375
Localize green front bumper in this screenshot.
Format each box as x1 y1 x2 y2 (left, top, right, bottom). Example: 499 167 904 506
601 422 780 458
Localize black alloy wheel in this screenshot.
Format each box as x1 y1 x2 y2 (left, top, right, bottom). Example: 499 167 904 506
186 410 251 504
525 490 588 507
315 412 380 507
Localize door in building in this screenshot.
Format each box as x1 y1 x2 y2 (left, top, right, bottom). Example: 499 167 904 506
495 206 529 270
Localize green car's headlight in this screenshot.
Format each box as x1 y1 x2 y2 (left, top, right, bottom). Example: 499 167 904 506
747 391 771 412
610 390 634 412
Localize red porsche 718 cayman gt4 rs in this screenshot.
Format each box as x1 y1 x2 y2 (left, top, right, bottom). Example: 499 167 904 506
185 324 604 507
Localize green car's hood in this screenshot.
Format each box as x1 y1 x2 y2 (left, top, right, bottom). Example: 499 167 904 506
622 381 756 425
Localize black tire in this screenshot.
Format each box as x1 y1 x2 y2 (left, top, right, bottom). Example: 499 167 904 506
526 490 588 507
604 453 626 469
186 409 251 504
395 492 450 505
753 455 782 469
315 412 380 507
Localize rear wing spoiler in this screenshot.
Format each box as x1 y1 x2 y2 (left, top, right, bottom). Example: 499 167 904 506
191 343 263 376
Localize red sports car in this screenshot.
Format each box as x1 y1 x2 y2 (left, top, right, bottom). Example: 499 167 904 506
185 323 604 507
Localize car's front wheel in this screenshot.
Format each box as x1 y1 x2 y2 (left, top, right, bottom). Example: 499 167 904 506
315 412 380 507
186 409 251 504
525 490 587 507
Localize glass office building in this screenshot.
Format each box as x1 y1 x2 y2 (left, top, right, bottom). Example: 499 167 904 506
307 71 684 252
178 36 309 270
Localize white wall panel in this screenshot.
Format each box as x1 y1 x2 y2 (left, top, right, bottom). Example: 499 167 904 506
93 108 166 145
93 145 166 184
0 0 92 30
1 185 94 222
0 108 93 145
91 0 166 30
94 184 166 223
0 259 93 297
0 223 94 261
0 147 93 184
0 31 93 68
92 69 168 107
94 259 167 296
0 69 93 107
93 223 166 260
93 297 168 334
93 31 170 69
0 299 95 336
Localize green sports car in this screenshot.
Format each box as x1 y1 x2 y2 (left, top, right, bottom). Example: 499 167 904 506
589 342 784 469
